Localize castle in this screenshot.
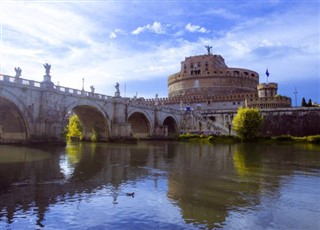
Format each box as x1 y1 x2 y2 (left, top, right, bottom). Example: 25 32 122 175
145 47 291 111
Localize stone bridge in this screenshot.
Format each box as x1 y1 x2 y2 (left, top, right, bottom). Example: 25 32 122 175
0 73 186 144
1 70 318 144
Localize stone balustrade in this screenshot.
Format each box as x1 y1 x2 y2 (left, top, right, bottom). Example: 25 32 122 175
0 74 114 101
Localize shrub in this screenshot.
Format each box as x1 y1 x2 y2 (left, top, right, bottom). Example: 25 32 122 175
66 114 83 141
274 135 293 141
232 107 264 140
306 135 320 144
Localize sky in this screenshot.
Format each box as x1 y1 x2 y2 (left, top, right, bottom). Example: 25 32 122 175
1 0 319 105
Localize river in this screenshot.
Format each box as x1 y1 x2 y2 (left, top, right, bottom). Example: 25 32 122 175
0 141 319 229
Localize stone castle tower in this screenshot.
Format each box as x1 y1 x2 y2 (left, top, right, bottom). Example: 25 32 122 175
167 50 259 98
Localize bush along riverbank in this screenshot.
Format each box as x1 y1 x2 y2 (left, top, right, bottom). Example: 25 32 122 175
271 135 320 144
177 133 320 144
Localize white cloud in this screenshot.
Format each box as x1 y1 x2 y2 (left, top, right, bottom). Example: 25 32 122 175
204 8 240 20
132 26 146 35
2 2 95 48
109 29 126 39
109 32 117 39
185 23 209 33
132 21 166 35
151 21 165 34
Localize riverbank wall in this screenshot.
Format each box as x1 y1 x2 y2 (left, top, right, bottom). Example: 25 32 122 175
260 107 320 137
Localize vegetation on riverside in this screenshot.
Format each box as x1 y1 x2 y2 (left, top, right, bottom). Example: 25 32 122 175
301 97 314 107
66 114 83 141
65 115 105 142
178 133 240 143
177 133 320 144
272 135 320 144
232 107 264 140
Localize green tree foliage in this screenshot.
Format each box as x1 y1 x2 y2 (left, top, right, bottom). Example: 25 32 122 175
301 97 307 107
90 122 104 142
66 114 83 140
232 107 264 140
302 97 313 107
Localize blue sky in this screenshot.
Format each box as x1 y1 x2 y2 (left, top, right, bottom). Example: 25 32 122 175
1 0 319 104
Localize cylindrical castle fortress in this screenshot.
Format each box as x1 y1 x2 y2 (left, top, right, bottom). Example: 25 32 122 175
168 53 259 98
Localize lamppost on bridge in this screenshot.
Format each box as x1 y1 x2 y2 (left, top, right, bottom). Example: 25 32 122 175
293 87 298 107
82 78 84 91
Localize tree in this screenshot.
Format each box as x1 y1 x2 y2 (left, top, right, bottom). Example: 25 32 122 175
66 114 83 140
301 97 307 107
232 107 264 140
307 99 313 107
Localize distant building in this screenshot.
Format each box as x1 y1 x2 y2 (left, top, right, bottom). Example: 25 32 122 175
145 48 291 110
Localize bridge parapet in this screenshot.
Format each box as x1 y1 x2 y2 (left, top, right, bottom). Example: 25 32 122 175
0 74 115 101
1 74 41 88
127 98 183 114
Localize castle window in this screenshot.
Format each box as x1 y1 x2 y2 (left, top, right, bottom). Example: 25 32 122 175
191 70 201 75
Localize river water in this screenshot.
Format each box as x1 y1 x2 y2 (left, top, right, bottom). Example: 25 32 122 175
0 141 319 229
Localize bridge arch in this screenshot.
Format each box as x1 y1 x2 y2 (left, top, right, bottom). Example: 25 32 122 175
127 111 152 138
162 116 179 135
64 101 111 141
0 94 30 143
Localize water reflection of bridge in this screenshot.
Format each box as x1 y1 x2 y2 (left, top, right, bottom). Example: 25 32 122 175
0 142 313 228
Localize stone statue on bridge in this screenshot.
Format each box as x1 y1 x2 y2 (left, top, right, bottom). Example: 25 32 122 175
42 63 53 86
90 85 95 93
115 82 120 97
14 67 22 78
43 63 51 76
155 93 159 106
